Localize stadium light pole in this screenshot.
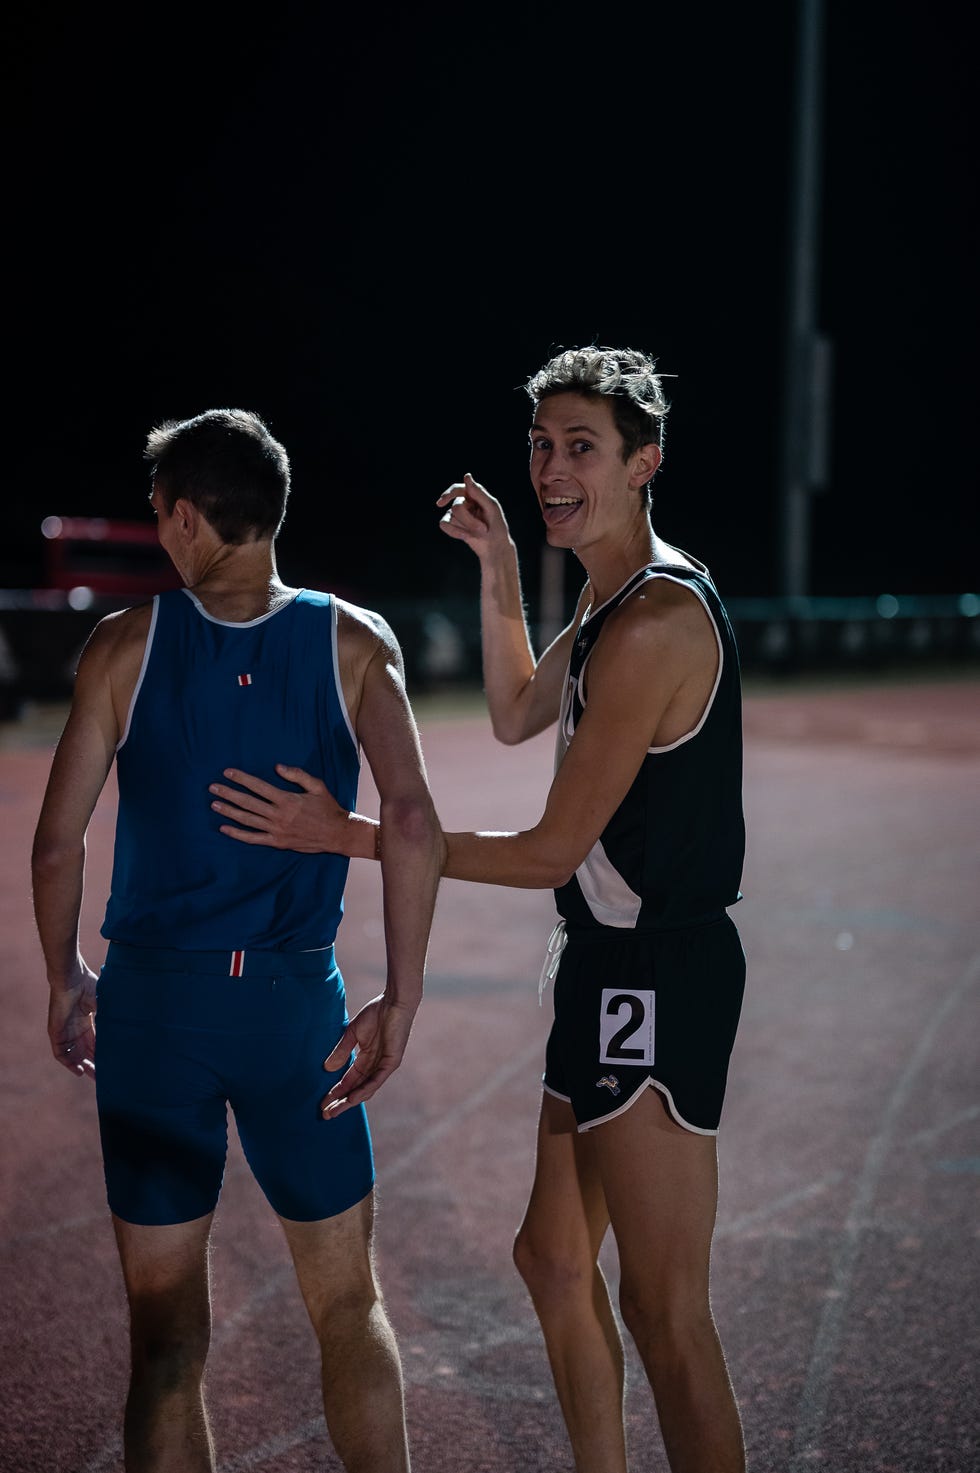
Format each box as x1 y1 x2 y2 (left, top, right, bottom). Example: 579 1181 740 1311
780 0 832 603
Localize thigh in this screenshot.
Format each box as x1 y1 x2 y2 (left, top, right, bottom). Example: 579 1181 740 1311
594 1089 719 1304
519 1090 610 1262
279 1192 378 1313
113 1212 214 1336
96 968 230 1227
230 973 375 1223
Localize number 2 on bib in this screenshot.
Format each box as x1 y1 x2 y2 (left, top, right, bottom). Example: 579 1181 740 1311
599 989 655 1067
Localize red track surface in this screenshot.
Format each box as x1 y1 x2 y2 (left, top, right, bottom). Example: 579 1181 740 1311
2 676 978 1472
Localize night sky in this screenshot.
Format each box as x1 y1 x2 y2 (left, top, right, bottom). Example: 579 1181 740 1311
8 2 976 614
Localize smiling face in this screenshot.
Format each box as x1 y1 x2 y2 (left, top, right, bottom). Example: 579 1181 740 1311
528 392 660 552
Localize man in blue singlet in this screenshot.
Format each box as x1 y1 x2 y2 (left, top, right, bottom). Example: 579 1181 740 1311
210 349 748 1472
32 408 443 1473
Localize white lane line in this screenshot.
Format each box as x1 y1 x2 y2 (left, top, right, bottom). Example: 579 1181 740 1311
716 1173 845 1237
380 1037 544 1186
789 948 980 1470
907 1102 980 1147
218 1417 326 1471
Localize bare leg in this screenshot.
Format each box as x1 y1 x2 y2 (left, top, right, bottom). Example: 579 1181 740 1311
280 1192 409 1473
112 1213 216 1473
596 1089 745 1473
513 1092 627 1473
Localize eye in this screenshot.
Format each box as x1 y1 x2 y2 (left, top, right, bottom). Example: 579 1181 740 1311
529 437 552 452
572 441 593 454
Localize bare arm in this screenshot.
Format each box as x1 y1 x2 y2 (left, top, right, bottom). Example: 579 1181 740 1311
320 612 443 1117
437 473 588 744
438 588 708 888
209 583 716 894
31 615 135 1075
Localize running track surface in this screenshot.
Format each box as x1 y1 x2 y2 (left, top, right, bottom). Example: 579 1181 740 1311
1 676 978 1473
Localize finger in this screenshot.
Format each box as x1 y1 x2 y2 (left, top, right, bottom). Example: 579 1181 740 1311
320 1061 375 1118
323 1023 357 1071
220 768 284 801
218 823 276 845
439 500 484 534
274 764 324 793
462 472 493 504
56 1044 95 1077
211 799 272 829
322 1067 390 1119
209 787 274 818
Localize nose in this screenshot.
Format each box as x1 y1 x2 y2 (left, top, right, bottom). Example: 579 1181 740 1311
540 447 568 481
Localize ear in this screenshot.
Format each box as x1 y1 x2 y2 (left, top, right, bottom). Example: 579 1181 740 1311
630 442 661 487
170 497 199 540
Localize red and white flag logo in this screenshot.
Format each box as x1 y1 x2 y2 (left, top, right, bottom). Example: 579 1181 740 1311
237 673 253 686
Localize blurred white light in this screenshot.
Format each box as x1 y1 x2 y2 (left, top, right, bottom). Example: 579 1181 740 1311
876 594 899 619
41 516 63 539
958 593 980 618
835 931 854 951
67 587 95 610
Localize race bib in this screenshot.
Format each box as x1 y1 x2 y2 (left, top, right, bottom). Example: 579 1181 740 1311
598 988 655 1066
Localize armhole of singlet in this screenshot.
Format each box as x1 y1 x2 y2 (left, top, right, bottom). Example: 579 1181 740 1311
574 574 725 754
647 575 724 753
116 595 159 753
330 597 360 757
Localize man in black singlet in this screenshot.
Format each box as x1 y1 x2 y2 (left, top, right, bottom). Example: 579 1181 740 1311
211 347 748 1473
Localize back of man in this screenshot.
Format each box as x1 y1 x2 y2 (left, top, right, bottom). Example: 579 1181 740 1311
32 408 442 1473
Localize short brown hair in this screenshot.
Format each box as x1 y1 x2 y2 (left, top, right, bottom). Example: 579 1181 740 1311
526 345 670 462
145 408 290 544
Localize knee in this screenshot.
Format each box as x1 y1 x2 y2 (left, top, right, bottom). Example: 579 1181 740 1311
311 1277 384 1350
128 1295 210 1388
617 1278 713 1355
129 1323 209 1390
513 1226 593 1306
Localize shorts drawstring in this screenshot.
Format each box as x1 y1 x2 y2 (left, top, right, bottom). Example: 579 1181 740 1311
538 919 567 1004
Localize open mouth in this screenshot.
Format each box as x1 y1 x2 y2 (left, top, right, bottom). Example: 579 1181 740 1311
542 496 583 526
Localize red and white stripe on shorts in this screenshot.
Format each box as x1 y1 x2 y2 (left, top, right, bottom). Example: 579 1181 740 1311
229 950 245 977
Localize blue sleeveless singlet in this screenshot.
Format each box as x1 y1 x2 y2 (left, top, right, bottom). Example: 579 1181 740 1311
102 588 359 951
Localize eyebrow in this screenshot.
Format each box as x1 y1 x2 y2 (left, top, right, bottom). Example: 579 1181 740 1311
530 420 604 437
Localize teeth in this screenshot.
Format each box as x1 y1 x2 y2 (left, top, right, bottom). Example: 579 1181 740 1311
545 497 581 506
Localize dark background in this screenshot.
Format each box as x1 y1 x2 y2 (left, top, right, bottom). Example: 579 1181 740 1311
7 1 976 612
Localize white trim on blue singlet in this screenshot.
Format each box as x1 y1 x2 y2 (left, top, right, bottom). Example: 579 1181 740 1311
180 586 303 627
331 600 359 754
116 596 159 752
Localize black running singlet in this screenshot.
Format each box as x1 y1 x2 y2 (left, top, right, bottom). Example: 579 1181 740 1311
553 559 744 931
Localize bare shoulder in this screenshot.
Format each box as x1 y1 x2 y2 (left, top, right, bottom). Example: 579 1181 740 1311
77 602 153 678
588 578 719 744
334 598 402 666
603 578 715 663
74 602 154 730
334 598 408 733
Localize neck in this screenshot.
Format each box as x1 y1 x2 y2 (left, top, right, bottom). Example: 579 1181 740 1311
186 542 294 622
577 517 656 607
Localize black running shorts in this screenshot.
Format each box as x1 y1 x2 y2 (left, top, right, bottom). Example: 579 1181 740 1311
543 916 745 1134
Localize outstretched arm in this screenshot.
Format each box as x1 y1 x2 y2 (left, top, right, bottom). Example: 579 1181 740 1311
32 618 128 1076
319 613 444 1118
210 583 714 893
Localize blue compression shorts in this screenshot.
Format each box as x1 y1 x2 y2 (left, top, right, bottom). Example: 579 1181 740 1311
95 943 375 1226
